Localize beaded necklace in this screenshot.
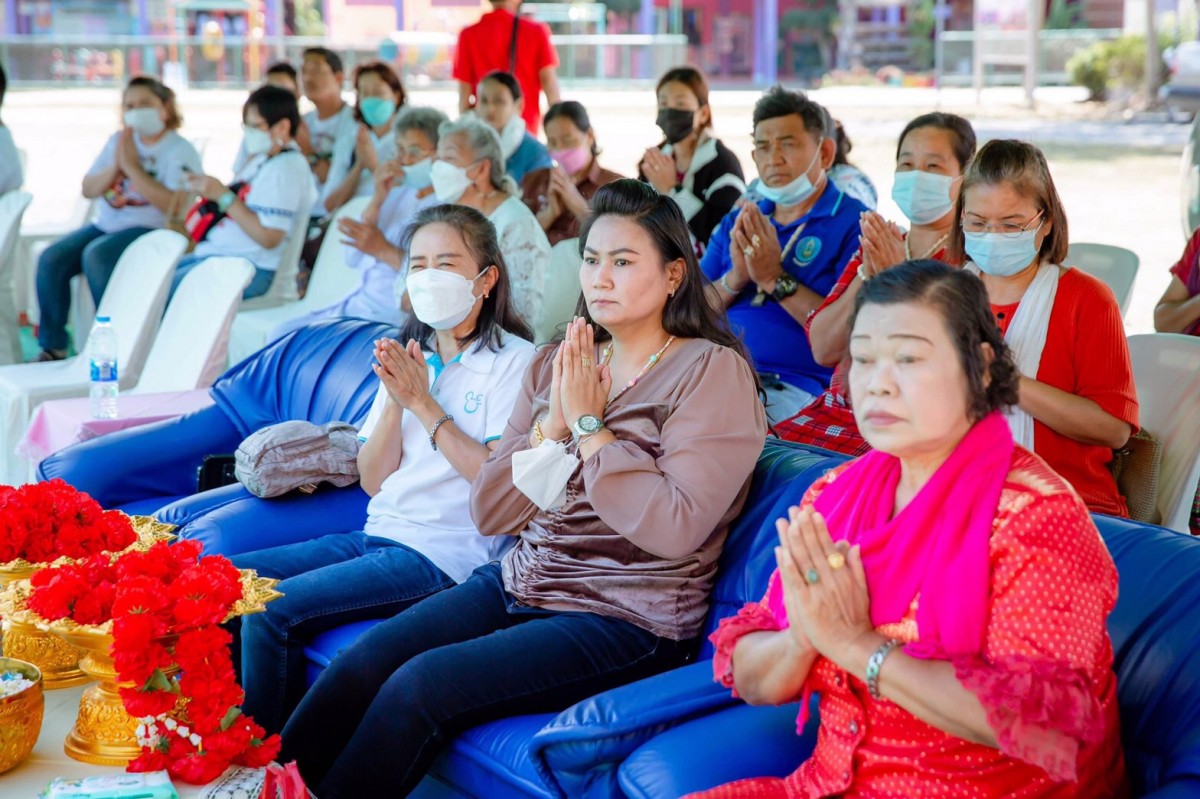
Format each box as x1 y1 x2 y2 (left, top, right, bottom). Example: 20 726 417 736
600 335 677 405
904 232 949 261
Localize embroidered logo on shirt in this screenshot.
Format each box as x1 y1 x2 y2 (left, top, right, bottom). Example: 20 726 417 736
464 391 483 413
793 236 822 267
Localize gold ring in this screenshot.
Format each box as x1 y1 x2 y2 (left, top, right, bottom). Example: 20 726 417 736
827 552 846 570
581 357 592 367
742 245 756 258
751 234 762 248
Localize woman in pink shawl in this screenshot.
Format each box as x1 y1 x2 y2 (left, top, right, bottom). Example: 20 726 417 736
693 260 1127 799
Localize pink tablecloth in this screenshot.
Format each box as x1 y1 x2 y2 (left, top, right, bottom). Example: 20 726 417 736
18 389 215 464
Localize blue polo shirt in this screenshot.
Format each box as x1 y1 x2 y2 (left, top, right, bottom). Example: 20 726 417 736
700 183 865 396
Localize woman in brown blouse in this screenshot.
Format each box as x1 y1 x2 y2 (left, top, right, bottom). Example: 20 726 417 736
279 179 768 796
523 100 624 245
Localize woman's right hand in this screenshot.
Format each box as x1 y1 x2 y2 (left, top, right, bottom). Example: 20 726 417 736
859 212 907 277
374 159 405 197
641 147 677 194
540 342 570 441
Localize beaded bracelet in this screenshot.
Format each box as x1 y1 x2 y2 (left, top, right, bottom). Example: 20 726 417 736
866 638 901 700
717 273 740 295
428 414 454 451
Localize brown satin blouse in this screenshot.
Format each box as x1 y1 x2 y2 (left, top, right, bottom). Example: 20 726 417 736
521 161 625 246
470 338 768 640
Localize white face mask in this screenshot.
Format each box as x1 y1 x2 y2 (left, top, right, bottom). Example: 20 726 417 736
497 115 526 161
757 139 823 207
406 266 487 330
891 170 957 225
430 160 474 203
964 224 1043 277
242 126 273 157
124 108 165 138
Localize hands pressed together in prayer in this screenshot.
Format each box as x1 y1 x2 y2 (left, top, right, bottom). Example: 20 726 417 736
857 211 906 280
541 317 612 442
776 506 876 667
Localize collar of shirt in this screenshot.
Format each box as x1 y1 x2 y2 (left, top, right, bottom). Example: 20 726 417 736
423 331 509 380
757 179 846 228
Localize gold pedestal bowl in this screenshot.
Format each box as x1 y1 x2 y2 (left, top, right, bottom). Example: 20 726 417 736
0 656 45 775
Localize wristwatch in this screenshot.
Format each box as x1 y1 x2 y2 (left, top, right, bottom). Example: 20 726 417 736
771 273 800 302
216 190 237 213
571 414 605 440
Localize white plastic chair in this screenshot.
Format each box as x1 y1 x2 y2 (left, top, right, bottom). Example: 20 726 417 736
1067 243 1140 315
0 191 34 365
238 184 317 311
0 230 187 485
1127 333 1200 533
533 238 583 345
226 196 370 365
16 198 99 327
131 257 255 395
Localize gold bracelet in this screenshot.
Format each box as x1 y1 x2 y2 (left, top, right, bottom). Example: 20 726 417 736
532 418 546 445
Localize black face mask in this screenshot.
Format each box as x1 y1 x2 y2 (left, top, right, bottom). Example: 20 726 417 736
656 108 696 144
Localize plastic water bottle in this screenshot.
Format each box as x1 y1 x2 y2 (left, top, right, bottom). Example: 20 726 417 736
89 317 119 420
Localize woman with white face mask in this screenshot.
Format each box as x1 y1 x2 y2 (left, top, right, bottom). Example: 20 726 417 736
169 85 314 301
33 75 201 361
950 139 1137 517
229 204 535 736
779 113 976 455
430 115 551 324
270 106 449 340
474 70 552 183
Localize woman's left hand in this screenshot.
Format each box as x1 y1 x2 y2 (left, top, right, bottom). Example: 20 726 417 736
117 127 140 175
356 125 379 173
374 338 434 412
559 317 611 431
339 217 390 259
777 508 874 667
641 148 677 194
186 173 228 202
550 166 589 219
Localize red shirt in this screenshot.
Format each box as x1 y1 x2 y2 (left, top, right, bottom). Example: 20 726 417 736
453 9 559 133
990 268 1139 518
1169 227 1200 335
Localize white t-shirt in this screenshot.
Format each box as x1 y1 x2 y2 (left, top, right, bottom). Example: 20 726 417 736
0 125 23 195
489 196 552 323
193 148 312 272
303 104 358 210
89 130 202 234
357 330 535 583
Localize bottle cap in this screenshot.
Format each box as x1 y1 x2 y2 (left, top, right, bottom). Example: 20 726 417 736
96 316 111 323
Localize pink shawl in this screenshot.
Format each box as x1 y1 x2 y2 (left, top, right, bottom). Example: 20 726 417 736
768 411 1014 661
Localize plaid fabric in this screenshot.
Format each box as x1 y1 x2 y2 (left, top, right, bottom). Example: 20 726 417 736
775 387 871 456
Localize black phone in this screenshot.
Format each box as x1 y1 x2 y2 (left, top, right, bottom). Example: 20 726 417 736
197 454 238 493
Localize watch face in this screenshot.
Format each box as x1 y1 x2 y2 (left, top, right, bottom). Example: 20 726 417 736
576 415 603 434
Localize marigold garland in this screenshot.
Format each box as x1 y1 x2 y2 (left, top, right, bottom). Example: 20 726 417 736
27 539 280 783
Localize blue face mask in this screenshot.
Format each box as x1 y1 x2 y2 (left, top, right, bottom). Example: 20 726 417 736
360 97 396 129
402 157 433 190
963 225 1043 277
757 139 823 207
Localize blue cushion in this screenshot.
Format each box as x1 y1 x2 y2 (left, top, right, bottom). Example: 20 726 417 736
428 715 556 799
618 701 817 799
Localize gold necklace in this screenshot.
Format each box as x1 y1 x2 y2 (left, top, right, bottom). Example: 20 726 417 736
600 336 676 405
904 232 949 261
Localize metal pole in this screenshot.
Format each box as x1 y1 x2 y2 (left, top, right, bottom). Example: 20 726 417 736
394 0 405 31
1146 0 1160 107
934 0 946 92
1025 0 1040 108
972 1 983 102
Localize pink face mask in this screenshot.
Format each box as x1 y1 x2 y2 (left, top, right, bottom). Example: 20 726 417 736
550 145 591 176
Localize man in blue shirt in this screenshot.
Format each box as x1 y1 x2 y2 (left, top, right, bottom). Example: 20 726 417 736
702 87 865 423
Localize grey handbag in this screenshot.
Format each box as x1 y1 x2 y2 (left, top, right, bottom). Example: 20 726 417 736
234 420 362 498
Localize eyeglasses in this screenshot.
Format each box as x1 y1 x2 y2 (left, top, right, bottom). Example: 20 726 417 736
397 145 433 160
961 211 1044 238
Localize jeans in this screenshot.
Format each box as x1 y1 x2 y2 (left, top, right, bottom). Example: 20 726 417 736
168 254 275 302
35 224 153 351
280 563 696 797
229 533 455 735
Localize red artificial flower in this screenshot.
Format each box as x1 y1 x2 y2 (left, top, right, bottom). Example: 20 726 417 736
119 685 179 719
128 749 170 774
168 559 243 629
236 732 281 768
113 615 172 688
168 752 231 785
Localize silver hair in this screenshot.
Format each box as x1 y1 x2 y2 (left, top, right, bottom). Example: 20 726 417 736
393 106 449 147
436 115 520 197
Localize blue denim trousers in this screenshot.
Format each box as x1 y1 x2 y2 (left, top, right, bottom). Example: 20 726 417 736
228 532 455 735
35 224 153 350
279 562 697 796
168 254 275 302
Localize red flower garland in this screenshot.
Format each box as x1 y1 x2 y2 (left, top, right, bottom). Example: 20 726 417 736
28 540 280 783
0 479 136 563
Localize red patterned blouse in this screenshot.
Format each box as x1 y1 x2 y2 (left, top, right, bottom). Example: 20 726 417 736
691 449 1129 799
